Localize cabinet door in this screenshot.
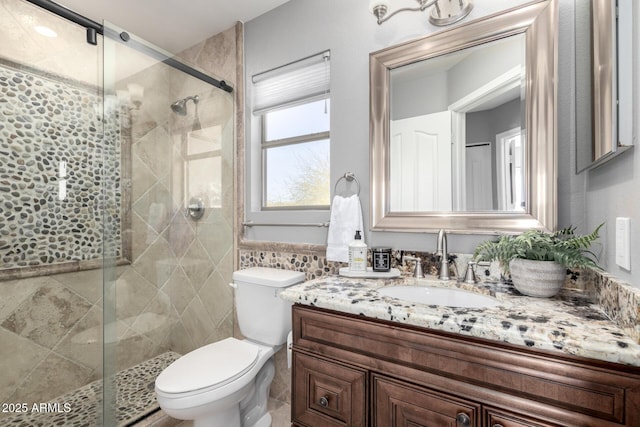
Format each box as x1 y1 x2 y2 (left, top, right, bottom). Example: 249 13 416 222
292 351 367 427
485 407 562 427
373 375 479 427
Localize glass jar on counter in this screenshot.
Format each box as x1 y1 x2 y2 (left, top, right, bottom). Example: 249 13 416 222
371 247 392 272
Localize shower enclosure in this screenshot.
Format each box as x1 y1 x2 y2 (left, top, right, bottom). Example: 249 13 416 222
0 1 236 425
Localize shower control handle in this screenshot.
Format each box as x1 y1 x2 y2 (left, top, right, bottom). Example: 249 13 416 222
186 197 205 220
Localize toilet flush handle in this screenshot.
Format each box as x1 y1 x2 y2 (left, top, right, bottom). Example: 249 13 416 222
228 282 237 289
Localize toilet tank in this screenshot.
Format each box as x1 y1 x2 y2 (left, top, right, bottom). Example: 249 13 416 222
232 267 305 346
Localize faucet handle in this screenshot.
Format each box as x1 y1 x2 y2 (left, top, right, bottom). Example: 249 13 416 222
462 261 478 284
413 259 424 278
403 255 424 278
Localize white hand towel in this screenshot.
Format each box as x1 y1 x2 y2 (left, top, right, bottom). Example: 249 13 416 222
326 194 364 263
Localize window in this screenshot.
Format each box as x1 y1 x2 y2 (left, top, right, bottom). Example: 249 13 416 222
252 51 330 209
262 99 330 208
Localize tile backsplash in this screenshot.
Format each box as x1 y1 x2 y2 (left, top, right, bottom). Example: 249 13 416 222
586 269 640 344
239 243 640 342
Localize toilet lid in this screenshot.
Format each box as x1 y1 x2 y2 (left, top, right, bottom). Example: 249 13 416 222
155 338 259 394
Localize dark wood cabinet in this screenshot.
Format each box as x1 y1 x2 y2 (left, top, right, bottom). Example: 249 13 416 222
291 304 640 427
292 351 367 427
372 375 478 427
484 407 561 427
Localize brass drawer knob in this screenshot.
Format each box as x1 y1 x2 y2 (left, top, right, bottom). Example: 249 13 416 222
319 396 329 407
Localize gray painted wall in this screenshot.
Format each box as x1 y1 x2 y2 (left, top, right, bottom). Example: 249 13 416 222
391 71 448 120
582 0 640 286
447 35 524 105
244 0 639 288
390 35 522 121
466 98 521 146
467 98 522 210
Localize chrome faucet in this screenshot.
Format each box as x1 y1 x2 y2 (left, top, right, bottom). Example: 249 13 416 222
436 229 450 280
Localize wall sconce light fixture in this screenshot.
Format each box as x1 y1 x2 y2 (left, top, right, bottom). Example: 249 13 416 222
369 0 473 26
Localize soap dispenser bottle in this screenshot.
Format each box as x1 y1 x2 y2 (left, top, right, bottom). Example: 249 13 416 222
348 230 367 272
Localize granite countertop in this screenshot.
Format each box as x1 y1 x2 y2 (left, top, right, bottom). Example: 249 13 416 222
280 275 640 367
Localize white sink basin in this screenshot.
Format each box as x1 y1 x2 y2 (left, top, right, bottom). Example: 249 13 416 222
378 285 500 308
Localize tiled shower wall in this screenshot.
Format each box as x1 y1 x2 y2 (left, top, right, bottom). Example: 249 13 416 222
115 33 238 367
0 20 241 414
0 63 121 272
0 62 118 412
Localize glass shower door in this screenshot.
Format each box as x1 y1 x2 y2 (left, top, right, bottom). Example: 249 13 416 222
0 1 104 425
102 21 235 425
0 2 234 425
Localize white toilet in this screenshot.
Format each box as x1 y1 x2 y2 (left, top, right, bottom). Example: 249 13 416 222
155 267 305 427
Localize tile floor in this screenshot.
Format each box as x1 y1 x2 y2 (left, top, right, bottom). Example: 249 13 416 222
134 399 290 426
0 351 290 427
1 352 182 427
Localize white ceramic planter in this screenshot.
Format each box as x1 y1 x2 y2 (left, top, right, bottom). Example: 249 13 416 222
508 258 566 297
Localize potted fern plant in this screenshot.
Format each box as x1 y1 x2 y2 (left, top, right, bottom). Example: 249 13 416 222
473 224 603 297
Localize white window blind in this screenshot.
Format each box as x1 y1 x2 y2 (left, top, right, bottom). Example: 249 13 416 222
252 50 330 115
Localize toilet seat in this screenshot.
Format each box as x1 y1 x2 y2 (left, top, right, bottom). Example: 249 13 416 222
156 338 259 397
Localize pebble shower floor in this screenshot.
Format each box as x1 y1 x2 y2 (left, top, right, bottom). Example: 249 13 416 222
1 352 180 427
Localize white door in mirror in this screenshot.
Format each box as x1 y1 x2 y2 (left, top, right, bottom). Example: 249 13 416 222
390 111 452 211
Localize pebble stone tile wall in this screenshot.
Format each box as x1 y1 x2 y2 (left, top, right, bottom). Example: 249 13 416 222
0 60 122 273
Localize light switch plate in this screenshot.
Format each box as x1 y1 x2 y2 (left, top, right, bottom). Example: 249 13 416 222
615 217 631 270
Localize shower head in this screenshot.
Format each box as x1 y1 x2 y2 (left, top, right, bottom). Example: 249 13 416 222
170 95 199 116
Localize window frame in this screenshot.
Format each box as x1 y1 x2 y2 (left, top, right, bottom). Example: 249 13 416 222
259 97 331 211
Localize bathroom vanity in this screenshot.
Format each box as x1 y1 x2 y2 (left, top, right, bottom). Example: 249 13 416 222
281 277 640 427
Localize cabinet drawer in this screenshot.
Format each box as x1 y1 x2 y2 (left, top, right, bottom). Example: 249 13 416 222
372 374 480 427
292 351 367 427
484 407 561 427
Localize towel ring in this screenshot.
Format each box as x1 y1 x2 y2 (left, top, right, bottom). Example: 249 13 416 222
334 172 360 196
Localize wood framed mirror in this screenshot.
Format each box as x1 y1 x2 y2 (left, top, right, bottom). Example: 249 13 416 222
370 0 558 233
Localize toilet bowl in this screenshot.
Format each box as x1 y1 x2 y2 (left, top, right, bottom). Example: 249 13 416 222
154 267 305 427
155 338 275 426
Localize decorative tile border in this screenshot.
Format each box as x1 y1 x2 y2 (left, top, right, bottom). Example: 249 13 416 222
238 241 341 280
238 241 469 280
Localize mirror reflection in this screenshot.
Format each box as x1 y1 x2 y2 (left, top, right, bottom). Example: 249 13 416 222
370 0 557 233
389 34 525 213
